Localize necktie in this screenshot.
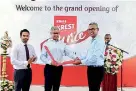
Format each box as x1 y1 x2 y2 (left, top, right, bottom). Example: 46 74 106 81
24 44 30 68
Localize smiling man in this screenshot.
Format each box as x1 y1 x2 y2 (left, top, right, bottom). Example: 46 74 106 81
74 22 106 91
11 29 37 91
40 26 77 91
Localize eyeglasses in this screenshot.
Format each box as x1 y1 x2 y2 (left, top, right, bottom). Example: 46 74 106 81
52 33 59 34
87 28 98 31
105 38 111 39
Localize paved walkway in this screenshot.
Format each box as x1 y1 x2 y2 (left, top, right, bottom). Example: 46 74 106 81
30 85 136 91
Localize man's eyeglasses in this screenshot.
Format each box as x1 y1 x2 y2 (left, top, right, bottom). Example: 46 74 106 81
87 28 98 31
52 33 59 34
105 38 111 39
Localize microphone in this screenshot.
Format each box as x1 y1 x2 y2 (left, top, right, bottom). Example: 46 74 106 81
106 41 110 45
107 41 110 44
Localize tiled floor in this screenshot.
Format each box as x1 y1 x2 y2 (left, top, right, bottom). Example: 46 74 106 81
30 85 136 91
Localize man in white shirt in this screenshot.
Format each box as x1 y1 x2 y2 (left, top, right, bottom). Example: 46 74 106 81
40 26 76 91
103 34 118 91
11 29 37 91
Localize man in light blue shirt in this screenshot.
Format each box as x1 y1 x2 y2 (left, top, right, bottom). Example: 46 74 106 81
40 26 76 91
74 22 106 91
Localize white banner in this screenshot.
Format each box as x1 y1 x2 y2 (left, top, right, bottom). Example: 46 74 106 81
0 1 136 64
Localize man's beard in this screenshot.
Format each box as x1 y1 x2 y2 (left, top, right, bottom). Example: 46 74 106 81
22 39 28 43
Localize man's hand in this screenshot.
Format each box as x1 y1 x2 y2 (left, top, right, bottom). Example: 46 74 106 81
32 56 37 62
73 57 81 65
28 57 34 64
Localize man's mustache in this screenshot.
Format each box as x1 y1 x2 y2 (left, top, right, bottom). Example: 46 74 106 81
23 38 28 40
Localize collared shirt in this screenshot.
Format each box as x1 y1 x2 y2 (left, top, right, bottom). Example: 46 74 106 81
79 35 106 66
40 39 76 64
10 42 37 69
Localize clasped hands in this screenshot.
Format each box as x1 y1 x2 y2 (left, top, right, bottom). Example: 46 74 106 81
73 57 82 65
28 56 37 64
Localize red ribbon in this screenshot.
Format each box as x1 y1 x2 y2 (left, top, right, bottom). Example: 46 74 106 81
44 45 75 66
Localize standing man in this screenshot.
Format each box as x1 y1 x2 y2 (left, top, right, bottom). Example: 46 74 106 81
74 22 106 91
103 34 118 91
40 26 76 91
11 29 37 91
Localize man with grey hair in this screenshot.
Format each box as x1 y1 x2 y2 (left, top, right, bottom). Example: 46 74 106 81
74 23 106 91
104 34 111 45
40 26 76 91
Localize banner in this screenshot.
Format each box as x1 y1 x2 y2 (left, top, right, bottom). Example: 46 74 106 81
0 1 136 64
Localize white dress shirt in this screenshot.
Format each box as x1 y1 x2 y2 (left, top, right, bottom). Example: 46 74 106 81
40 39 76 64
10 42 36 69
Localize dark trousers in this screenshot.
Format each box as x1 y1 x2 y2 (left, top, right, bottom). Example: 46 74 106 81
44 64 63 91
87 66 104 91
14 68 32 91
